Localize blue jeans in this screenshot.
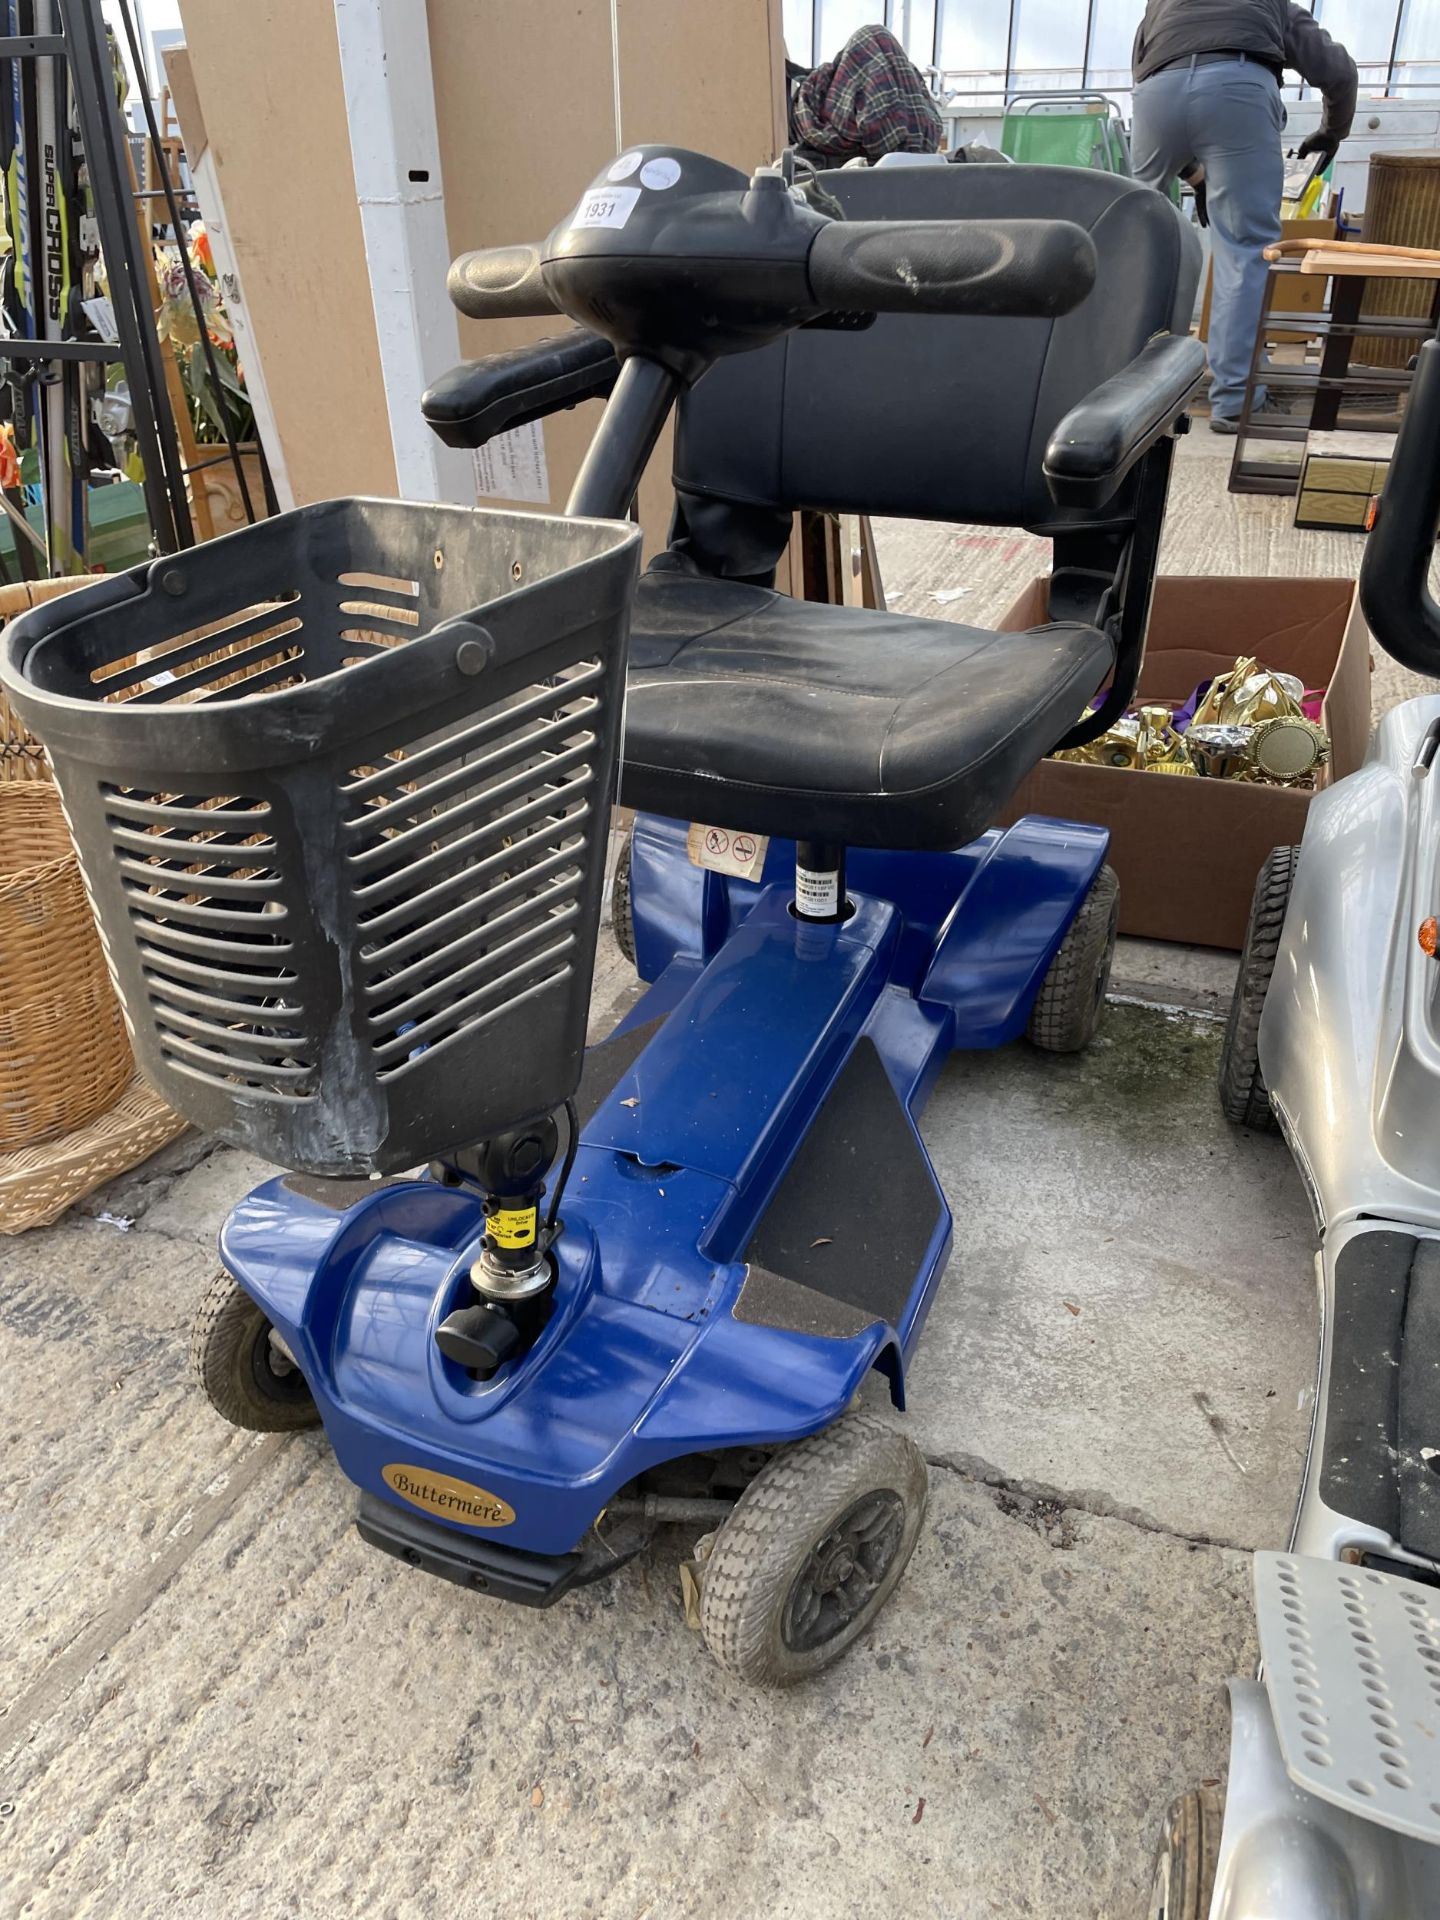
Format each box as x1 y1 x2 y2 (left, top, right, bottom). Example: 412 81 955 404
1131 58 1284 420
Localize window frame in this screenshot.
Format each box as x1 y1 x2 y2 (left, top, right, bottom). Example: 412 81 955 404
792 0 1438 104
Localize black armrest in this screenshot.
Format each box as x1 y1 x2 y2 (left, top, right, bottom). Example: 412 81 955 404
421 327 619 450
1361 336 1440 678
1044 334 1207 508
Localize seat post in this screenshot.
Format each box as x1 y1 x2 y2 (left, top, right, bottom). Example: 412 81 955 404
794 841 850 924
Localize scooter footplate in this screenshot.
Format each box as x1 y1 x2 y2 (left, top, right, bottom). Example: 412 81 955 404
1256 1551 1440 1843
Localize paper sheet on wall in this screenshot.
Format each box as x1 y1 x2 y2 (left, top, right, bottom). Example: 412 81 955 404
473 421 550 505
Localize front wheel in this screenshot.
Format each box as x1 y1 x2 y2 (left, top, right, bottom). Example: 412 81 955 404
190 1269 321 1432
1218 844 1298 1131
697 1409 928 1685
1027 862 1120 1054
1146 1787 1223 1920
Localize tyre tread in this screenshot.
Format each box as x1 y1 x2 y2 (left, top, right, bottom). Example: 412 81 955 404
699 1408 927 1686
190 1269 320 1433
1149 1785 1224 1919
1027 863 1120 1053
612 833 636 967
1218 845 1298 1132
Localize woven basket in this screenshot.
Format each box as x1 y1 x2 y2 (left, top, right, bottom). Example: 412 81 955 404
1 576 98 783
0 685 48 782
0 1070 187 1233
0 783 133 1149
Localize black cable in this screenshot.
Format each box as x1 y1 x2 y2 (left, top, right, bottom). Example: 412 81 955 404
544 1098 579 1233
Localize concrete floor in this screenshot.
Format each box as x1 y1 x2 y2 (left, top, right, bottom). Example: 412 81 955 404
2 431 1413 1920
1 954 1306 1920
875 426 1440 717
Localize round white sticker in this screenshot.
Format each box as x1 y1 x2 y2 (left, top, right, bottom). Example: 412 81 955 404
640 156 682 191
608 152 642 181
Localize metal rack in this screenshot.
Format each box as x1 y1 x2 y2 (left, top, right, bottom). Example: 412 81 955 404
108 0 260 533
1228 257 1440 497
0 0 263 567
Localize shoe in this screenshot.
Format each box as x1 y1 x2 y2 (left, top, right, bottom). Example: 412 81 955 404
1209 396 1294 436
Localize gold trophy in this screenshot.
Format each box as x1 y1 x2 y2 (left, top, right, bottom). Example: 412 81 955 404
1048 656 1329 785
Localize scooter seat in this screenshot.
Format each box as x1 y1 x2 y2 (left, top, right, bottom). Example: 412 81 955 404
621 563 1113 850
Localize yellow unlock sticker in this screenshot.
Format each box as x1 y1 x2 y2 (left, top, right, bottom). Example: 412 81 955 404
490 1205 537 1250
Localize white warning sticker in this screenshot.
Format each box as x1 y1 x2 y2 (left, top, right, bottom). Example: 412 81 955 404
686 823 768 882
795 864 841 918
473 420 550 505
571 186 642 231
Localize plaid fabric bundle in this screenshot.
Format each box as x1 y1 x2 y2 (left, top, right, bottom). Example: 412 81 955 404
789 24 943 162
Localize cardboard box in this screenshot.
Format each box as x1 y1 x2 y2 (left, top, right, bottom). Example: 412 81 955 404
994 576 1371 950
176 0 788 562
1295 430 1398 532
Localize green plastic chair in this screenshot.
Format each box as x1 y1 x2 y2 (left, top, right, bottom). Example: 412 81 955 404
1000 94 1132 176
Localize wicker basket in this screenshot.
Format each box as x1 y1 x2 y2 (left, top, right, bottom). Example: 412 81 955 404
1359 152 1440 369
1 576 98 783
0 782 133 1149
0 684 48 781
0 1070 187 1233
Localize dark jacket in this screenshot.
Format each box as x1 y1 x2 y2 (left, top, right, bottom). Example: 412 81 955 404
1134 1 1358 139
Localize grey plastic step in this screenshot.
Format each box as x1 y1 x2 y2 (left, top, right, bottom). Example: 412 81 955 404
1256 1550 1440 1844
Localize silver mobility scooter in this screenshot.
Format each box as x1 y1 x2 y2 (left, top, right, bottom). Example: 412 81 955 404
1151 345 1440 1914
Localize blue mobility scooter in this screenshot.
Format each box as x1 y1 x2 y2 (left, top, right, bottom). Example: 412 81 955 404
2 150 1203 1683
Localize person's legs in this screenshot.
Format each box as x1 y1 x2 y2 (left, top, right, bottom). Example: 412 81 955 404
1189 61 1284 421
1129 65 1193 192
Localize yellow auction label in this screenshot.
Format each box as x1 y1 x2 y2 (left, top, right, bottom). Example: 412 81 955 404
382 1464 516 1528
490 1205 537 1250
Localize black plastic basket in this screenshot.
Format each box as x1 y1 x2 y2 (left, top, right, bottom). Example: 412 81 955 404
0 499 641 1176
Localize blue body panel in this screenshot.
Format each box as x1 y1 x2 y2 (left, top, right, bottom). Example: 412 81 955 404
222 813 1108 1557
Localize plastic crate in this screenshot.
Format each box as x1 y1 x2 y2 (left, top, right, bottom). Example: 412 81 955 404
0 498 641 1176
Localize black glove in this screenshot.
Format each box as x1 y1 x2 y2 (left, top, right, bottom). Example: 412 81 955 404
1297 131 1340 166
1180 163 1208 228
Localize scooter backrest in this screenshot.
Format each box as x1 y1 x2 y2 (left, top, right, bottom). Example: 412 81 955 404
672 164 1199 540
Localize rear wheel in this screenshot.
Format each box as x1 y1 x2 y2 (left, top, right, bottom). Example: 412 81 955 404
697 1409 928 1685
1218 845 1298 1131
612 831 636 966
1027 863 1119 1053
1146 1787 1223 1920
190 1269 321 1432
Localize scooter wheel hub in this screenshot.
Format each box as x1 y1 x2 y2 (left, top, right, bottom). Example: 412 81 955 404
782 1488 905 1652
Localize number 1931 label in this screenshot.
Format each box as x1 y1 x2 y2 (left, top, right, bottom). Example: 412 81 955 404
571 186 641 231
